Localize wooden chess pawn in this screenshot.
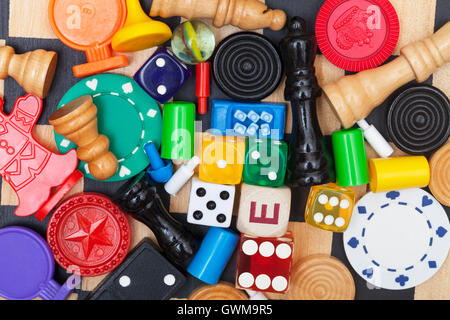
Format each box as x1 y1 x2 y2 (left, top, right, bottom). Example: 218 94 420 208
323 21 450 128
150 0 286 31
0 46 57 99
49 96 118 181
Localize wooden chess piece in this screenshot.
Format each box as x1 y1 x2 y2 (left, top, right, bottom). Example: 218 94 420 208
49 96 118 181
287 254 355 300
280 17 330 187
0 46 57 99
323 21 450 128
150 0 286 31
113 172 199 269
189 282 248 300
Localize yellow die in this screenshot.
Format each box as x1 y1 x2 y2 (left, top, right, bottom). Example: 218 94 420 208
199 134 246 185
305 183 355 232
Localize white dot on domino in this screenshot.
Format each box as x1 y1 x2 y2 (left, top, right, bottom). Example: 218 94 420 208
164 274 176 286
119 275 131 287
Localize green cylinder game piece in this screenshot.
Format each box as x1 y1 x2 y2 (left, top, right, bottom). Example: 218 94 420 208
332 128 369 187
161 102 195 160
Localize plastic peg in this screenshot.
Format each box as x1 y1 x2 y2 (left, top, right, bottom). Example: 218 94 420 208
164 156 200 196
357 119 394 158
144 142 173 183
196 62 211 114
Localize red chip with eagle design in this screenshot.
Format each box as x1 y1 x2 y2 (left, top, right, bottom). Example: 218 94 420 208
47 193 131 277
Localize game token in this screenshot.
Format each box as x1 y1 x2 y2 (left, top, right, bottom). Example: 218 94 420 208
189 282 248 300
387 84 450 155
344 189 450 290
287 254 355 300
0 227 81 300
316 0 400 72
429 143 450 207
213 32 282 102
47 193 131 277
53 74 162 182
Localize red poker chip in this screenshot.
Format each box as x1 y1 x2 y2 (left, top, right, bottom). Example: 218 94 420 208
316 0 400 72
47 193 131 277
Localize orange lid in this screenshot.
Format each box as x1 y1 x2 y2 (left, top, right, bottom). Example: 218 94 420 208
48 0 127 52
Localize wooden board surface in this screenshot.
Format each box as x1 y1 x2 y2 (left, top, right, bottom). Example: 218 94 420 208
0 0 449 300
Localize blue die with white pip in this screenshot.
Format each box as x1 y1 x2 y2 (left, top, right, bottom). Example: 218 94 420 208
134 47 191 103
211 100 286 139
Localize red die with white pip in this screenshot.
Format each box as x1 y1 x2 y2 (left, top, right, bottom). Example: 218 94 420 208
235 233 293 294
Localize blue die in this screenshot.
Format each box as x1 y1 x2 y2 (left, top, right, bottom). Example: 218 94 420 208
211 100 286 139
134 47 191 103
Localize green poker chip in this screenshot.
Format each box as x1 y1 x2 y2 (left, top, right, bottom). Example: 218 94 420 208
54 74 162 182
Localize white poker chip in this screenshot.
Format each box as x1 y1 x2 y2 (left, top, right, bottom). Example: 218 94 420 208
343 188 449 290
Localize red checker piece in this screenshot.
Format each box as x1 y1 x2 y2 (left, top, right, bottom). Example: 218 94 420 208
316 0 399 71
47 193 131 277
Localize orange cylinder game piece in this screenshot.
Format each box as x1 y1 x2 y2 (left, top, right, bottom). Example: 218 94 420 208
48 0 128 77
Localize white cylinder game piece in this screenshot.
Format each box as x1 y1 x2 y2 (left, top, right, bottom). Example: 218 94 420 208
164 156 200 196
357 119 394 158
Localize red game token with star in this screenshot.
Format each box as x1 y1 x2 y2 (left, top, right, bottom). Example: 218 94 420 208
316 0 399 72
47 193 131 277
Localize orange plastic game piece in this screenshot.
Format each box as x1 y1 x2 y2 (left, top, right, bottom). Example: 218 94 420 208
48 0 128 77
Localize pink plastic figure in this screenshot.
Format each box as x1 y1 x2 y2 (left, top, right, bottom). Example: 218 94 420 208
0 94 79 219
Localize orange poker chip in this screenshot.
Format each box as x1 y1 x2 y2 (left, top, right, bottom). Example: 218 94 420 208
48 0 128 77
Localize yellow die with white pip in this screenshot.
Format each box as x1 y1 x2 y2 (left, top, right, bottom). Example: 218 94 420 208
305 183 355 232
199 134 246 185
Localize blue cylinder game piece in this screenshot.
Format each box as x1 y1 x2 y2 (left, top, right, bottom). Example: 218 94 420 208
187 227 239 285
144 142 173 183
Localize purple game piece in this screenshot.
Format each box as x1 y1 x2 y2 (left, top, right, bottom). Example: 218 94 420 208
0 227 81 300
134 46 192 103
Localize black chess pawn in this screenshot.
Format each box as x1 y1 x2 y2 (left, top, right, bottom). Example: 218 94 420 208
113 172 199 269
280 17 331 187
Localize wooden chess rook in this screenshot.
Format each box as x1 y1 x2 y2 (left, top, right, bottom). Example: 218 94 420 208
150 0 287 31
49 96 118 181
323 21 450 128
0 46 57 99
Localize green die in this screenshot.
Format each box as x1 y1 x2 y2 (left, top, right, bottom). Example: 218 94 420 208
243 138 288 187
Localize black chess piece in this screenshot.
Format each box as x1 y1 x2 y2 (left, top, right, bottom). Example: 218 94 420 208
113 172 199 269
280 17 331 187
